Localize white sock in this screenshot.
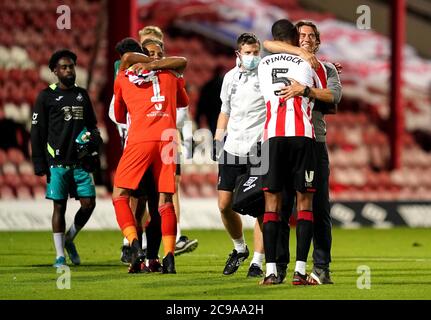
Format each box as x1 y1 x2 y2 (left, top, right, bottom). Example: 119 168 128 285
123 237 129 246
176 223 181 242
53 233 65 259
65 223 81 242
141 231 147 250
250 252 265 268
232 236 246 253
265 262 277 277
295 261 307 275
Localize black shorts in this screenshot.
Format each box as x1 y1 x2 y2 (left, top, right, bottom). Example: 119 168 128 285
261 136 317 193
217 151 250 191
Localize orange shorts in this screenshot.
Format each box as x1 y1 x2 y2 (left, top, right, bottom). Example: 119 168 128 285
114 141 177 193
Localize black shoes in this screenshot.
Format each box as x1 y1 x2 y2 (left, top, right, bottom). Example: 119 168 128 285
120 245 132 265
309 266 334 285
128 239 146 273
162 252 176 274
276 263 287 283
259 273 281 285
292 271 314 285
148 259 163 273
223 246 250 275
247 263 264 278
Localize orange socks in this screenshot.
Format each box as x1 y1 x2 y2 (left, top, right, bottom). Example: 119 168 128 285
159 203 177 256
113 196 138 244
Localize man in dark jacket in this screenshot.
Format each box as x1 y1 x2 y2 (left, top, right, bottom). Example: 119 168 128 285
31 49 101 268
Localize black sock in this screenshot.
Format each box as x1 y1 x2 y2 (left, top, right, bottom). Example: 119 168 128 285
296 210 314 262
263 212 280 263
146 210 162 259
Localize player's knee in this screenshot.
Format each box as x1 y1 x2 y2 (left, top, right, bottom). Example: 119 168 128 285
53 200 67 215
112 186 129 198
159 192 173 205
81 198 96 212
218 202 233 217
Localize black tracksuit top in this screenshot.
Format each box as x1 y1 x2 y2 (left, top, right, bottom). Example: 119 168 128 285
30 83 98 169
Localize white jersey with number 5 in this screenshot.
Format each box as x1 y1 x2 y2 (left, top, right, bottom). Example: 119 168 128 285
258 53 326 140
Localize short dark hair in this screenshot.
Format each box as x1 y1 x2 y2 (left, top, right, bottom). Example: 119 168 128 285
271 19 297 43
48 49 77 71
115 37 143 56
236 32 260 50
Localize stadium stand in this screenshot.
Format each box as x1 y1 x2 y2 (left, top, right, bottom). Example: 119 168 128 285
0 0 430 202
137 0 431 201
0 0 108 199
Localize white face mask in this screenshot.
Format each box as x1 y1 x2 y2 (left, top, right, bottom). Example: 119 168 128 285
241 54 261 70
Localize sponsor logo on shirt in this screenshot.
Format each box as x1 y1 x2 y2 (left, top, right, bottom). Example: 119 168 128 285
32 113 38 124
62 106 84 121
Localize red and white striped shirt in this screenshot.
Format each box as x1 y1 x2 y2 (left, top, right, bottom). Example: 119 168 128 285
258 53 327 140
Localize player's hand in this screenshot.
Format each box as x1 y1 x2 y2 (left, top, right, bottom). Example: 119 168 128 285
34 162 51 183
130 62 150 74
279 80 305 100
212 139 223 162
33 162 48 177
333 62 343 74
299 48 319 70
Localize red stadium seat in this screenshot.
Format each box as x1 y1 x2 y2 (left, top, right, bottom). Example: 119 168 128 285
189 173 205 185
32 185 46 199
7 148 25 166
16 185 32 199
0 149 7 166
0 185 15 199
199 182 216 198
181 183 200 198
205 173 218 186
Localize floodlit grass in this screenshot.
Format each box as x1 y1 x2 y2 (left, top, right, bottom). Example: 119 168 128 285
1 228 430 300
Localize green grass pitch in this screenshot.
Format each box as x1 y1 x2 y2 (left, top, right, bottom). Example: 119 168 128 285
1 228 430 300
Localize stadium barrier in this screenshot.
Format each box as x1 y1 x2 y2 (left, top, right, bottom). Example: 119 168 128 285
1 200 430 230
330 201 431 228
0 199 255 231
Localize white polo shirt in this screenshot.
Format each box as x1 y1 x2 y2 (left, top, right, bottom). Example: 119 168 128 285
220 64 266 157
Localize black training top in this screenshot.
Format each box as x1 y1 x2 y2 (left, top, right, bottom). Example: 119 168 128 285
30 83 98 171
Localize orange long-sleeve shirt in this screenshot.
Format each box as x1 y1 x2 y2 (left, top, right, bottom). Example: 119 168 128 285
114 70 189 144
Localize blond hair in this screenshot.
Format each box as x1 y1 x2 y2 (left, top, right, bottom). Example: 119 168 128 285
138 26 164 42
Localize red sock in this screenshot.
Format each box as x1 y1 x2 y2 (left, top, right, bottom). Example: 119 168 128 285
263 211 280 223
113 196 137 243
159 203 177 255
297 210 313 222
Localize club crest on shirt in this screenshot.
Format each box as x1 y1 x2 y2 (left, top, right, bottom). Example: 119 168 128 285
76 93 83 102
